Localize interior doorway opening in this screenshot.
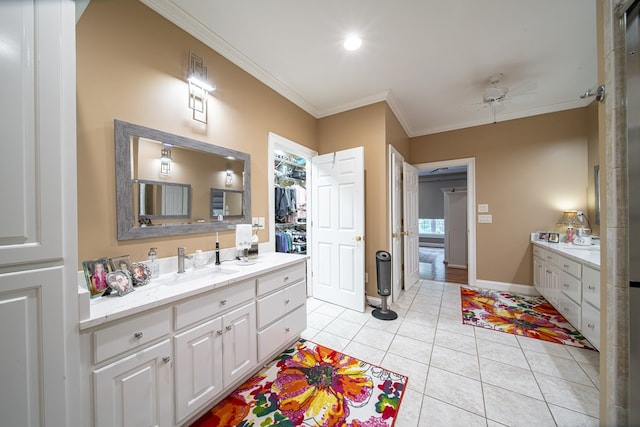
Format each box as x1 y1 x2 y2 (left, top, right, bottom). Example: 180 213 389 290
414 158 476 285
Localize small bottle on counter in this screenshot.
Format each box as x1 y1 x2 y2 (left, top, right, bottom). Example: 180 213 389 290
194 249 206 269
147 247 160 277
567 226 574 244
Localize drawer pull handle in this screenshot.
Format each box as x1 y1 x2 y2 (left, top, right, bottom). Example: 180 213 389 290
220 299 227 305
285 299 290 304
134 332 143 340
588 285 595 290
225 325 232 331
588 323 595 329
217 330 223 335
563 307 569 312
564 264 570 268
285 327 290 332
284 276 290 281
162 356 171 363
563 283 569 288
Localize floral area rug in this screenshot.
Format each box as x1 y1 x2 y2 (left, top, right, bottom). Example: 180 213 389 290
190 339 408 427
460 286 596 350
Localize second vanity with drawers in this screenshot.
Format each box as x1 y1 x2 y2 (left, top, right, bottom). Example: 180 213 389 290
78 252 308 427
532 240 600 350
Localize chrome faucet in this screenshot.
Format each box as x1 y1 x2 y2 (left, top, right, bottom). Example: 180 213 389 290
177 247 186 273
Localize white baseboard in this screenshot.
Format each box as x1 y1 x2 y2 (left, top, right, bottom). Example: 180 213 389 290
473 280 540 296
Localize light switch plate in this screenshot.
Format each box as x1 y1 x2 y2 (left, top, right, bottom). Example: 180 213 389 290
478 204 489 213
478 214 493 223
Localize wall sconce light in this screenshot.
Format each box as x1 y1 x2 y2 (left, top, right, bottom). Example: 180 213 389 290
225 169 233 186
160 148 172 175
187 51 215 124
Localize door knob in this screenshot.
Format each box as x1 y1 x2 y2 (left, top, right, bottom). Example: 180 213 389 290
392 232 400 238
355 236 364 242
402 231 409 236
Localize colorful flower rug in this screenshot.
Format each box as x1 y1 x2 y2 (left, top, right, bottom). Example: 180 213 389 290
460 286 596 350
190 339 408 427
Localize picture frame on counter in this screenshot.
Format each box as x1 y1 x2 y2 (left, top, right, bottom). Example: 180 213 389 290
106 271 134 296
110 255 132 272
82 257 112 298
548 232 559 243
537 231 550 241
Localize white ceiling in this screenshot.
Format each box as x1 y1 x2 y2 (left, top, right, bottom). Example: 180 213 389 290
140 0 598 137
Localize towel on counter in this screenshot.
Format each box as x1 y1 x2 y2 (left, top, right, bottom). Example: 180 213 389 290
236 224 253 249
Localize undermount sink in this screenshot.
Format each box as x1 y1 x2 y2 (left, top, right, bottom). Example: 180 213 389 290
153 265 239 286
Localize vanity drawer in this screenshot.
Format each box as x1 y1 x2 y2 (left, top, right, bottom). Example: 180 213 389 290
541 250 559 266
582 266 600 309
257 263 306 296
559 256 582 279
581 300 600 350
558 292 581 331
257 280 307 328
257 305 306 361
533 246 544 258
559 271 581 305
174 279 255 330
93 307 171 364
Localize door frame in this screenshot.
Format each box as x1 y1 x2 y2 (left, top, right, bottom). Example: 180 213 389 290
267 132 317 293
413 158 477 286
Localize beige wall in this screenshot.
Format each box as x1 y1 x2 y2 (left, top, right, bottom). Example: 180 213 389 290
76 0 316 267
317 102 388 296
385 104 411 160
409 109 590 285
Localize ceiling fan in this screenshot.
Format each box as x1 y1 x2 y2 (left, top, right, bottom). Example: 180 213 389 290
481 73 537 121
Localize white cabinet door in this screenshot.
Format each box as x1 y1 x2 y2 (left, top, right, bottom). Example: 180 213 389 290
94 340 172 427
544 264 560 307
174 317 224 424
533 256 543 293
223 302 257 387
0 1 76 425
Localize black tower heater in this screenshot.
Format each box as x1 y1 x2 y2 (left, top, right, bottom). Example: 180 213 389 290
372 250 398 320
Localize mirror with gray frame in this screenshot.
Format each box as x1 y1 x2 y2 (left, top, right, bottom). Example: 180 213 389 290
115 119 251 240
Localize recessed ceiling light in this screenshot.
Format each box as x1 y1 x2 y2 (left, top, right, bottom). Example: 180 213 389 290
343 35 362 51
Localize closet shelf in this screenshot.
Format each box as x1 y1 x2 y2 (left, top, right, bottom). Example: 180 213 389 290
275 157 306 170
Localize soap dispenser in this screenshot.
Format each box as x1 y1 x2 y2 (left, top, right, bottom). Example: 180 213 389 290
147 247 160 277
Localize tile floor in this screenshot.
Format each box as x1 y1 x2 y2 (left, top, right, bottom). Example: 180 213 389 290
301 279 600 427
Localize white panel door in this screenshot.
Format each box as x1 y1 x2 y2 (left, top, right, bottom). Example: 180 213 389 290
403 163 420 290
174 316 224 424
311 147 365 312
389 148 404 302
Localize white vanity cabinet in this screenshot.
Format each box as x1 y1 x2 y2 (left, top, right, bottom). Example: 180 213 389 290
533 246 560 306
256 263 308 362
91 308 173 426
80 254 307 427
532 243 600 350
174 296 256 424
94 339 173 427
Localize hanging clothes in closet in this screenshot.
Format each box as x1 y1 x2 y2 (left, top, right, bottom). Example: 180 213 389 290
274 151 307 254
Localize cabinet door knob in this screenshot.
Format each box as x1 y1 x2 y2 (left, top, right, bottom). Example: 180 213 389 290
588 323 595 329
563 283 569 288
220 299 227 305
217 330 223 335
134 332 143 340
563 264 570 268
284 276 289 281
162 356 171 363
588 285 595 290
285 299 290 304
285 327 290 332
225 325 232 331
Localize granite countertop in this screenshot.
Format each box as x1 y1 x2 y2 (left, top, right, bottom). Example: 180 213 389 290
531 239 601 269
78 252 308 331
